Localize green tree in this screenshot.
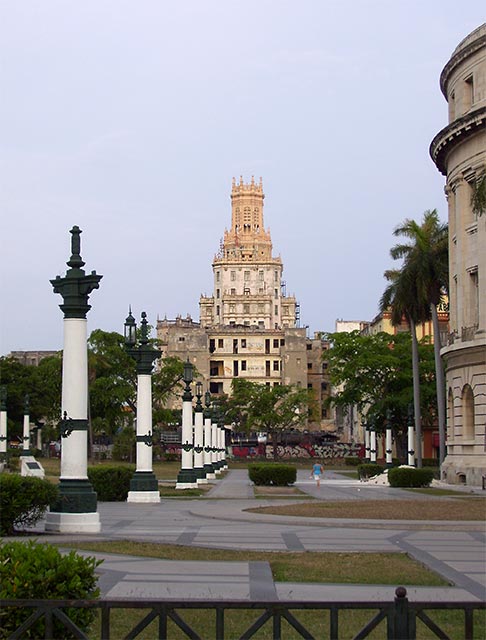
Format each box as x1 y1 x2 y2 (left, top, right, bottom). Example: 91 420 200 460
87 329 186 442
0 355 62 440
388 210 448 464
228 379 311 460
324 331 437 459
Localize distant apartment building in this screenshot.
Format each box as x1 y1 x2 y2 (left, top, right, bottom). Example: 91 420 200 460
8 351 59 366
158 178 332 432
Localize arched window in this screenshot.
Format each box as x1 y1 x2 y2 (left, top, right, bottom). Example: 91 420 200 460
462 384 475 440
448 388 455 439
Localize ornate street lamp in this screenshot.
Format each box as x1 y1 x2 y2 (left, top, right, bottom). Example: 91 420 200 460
203 391 215 479
123 310 161 503
176 359 198 488
385 409 393 469
46 226 102 533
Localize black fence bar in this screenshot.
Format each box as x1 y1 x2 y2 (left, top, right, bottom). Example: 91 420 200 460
1 590 485 640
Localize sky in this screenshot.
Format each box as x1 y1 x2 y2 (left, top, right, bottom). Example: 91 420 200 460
1 1 485 355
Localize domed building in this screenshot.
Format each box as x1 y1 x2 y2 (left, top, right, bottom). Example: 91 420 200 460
430 24 486 485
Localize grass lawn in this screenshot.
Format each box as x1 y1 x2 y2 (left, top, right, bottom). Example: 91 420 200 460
247 498 486 520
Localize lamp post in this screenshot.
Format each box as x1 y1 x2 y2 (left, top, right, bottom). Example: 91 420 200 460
407 404 415 467
385 409 393 469
21 394 31 457
0 386 7 462
369 416 377 463
193 381 206 484
203 391 216 479
124 310 161 503
46 226 102 533
176 359 198 488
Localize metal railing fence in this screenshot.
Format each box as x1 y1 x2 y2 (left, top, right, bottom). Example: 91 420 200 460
1 587 485 639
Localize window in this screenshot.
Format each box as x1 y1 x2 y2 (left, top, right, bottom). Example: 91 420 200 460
274 289 278 299
464 75 474 111
274 306 278 315
243 303 250 313
216 305 220 316
307 383 313 389
241 339 246 348
178 336 185 342
258 303 264 312
306 344 312 350
231 288 236 295
273 339 279 348
274 270 278 282
209 339 215 353
218 339 224 348
462 384 475 439
241 360 247 371
273 360 279 371
321 382 328 391
280 339 285 346
322 362 328 370
244 271 250 281
231 271 236 281
216 271 220 282
229 304 235 313
259 270 264 281
216 289 220 298
307 363 312 370
322 408 328 419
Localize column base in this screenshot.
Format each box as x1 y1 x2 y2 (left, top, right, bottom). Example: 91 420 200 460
127 490 160 503
194 466 206 481
49 478 97 514
45 511 101 533
197 477 208 485
176 467 197 488
130 470 158 493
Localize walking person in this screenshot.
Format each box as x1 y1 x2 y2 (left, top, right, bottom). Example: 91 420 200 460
312 460 324 487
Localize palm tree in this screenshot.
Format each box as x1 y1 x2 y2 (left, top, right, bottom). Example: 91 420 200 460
387 210 449 465
380 267 429 467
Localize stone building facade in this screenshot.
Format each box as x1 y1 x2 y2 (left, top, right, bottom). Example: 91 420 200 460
430 24 486 485
157 178 332 432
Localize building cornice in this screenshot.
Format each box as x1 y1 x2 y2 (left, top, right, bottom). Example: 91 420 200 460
440 30 486 98
429 106 486 176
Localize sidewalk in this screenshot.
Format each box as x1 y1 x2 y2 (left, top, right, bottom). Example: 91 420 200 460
36 468 484 604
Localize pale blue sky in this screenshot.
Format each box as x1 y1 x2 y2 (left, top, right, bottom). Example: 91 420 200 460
1 1 485 353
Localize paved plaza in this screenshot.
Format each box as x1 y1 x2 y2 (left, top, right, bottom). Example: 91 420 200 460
29 469 486 603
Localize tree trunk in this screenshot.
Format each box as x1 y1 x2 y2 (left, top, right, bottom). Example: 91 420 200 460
410 317 422 467
431 303 446 466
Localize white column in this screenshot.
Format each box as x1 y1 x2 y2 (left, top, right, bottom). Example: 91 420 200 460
364 428 370 461
36 427 42 451
385 428 393 467
127 373 160 503
370 430 377 463
22 413 30 453
46 317 100 533
212 420 220 474
194 408 206 483
204 415 216 479
176 398 197 488
408 425 415 467
0 410 7 457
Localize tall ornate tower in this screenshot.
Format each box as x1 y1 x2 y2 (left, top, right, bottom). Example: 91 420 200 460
430 24 486 485
200 177 297 329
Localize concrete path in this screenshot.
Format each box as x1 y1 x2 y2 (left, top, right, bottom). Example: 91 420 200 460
28 468 486 603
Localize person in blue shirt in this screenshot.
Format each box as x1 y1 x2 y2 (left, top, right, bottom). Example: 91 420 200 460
312 461 324 487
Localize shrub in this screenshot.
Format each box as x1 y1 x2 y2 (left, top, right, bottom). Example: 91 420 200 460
357 463 384 479
248 463 296 486
344 456 362 466
0 540 101 639
422 457 440 467
87 465 135 501
388 467 435 488
0 474 59 535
